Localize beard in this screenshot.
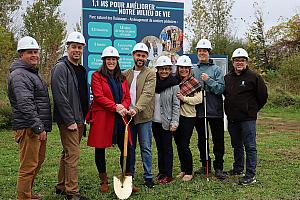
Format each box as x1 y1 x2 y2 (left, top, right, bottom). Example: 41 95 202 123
134 59 145 67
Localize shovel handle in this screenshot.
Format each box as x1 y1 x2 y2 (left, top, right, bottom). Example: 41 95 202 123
121 116 132 176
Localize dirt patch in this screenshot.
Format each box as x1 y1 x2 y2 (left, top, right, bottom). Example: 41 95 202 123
257 113 300 133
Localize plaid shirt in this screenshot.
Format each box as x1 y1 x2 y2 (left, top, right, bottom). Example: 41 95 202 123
179 76 202 96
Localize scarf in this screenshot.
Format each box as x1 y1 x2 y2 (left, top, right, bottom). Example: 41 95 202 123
179 76 202 96
107 74 123 144
155 73 179 94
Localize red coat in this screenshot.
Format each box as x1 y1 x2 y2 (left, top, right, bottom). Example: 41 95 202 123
86 71 131 148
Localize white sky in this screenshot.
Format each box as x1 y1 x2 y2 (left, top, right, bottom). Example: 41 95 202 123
60 0 299 39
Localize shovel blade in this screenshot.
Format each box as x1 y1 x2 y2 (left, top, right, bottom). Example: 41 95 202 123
113 175 132 200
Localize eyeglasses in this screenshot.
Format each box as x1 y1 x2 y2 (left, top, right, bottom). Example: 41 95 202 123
158 67 171 71
233 58 247 63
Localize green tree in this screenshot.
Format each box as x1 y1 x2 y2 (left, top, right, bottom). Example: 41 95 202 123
246 3 270 71
23 0 66 84
0 0 21 30
267 14 300 59
186 0 236 54
0 25 16 88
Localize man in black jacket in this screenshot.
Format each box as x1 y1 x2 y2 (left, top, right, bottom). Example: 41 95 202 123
51 32 89 200
8 36 52 200
224 48 268 185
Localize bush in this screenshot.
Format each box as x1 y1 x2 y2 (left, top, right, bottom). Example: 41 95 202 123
266 86 300 109
0 90 12 129
277 52 300 95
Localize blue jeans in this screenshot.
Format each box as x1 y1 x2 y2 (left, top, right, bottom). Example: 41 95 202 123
129 121 153 180
228 120 257 178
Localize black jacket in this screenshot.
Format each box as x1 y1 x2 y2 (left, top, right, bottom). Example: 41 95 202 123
224 68 268 121
51 56 88 126
8 59 52 134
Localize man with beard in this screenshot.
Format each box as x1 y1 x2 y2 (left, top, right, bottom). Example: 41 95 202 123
124 43 156 190
8 36 52 200
51 32 89 200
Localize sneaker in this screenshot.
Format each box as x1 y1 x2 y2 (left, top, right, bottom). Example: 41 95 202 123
194 167 211 175
215 169 227 180
64 194 89 200
55 187 66 196
238 176 256 185
176 172 185 178
144 178 155 188
227 169 245 176
158 176 173 185
182 175 193 182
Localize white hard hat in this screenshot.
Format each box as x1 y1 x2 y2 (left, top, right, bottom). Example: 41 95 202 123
132 42 149 54
66 32 86 45
176 55 193 67
156 56 173 67
17 36 40 51
196 39 212 50
232 48 249 59
101 46 120 59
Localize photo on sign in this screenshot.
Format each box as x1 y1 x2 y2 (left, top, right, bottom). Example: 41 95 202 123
160 26 183 53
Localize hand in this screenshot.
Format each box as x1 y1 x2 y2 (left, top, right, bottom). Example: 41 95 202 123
176 92 184 101
117 108 127 117
67 123 78 131
201 73 209 81
38 131 47 141
128 108 137 117
170 124 177 132
116 104 125 112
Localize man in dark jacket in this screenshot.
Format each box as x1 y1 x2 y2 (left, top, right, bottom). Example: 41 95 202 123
51 32 89 200
193 39 227 179
8 36 52 200
224 48 268 185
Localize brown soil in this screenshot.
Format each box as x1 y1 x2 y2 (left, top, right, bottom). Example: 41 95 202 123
257 113 300 133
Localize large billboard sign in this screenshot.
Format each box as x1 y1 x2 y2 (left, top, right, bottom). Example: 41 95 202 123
82 0 184 99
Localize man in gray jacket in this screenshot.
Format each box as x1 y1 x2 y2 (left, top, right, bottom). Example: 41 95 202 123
8 36 52 200
51 32 89 200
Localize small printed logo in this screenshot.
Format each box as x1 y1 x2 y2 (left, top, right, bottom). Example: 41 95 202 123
77 35 80 39
111 50 114 53
31 41 34 45
240 80 246 87
163 59 166 63
184 59 187 63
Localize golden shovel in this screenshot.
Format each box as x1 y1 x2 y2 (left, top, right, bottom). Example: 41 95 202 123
114 116 133 200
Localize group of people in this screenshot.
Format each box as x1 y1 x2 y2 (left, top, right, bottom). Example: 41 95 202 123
8 32 268 200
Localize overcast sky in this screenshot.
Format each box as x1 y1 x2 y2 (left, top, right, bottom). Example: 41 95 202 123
59 0 299 39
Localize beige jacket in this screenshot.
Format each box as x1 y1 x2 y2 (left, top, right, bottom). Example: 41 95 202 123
181 91 203 117
124 67 156 124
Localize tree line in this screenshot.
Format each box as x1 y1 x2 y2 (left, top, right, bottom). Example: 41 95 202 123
0 0 300 101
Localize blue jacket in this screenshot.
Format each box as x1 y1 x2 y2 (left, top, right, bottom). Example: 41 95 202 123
193 62 224 118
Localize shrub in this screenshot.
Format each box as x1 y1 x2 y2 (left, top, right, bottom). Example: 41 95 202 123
0 90 12 129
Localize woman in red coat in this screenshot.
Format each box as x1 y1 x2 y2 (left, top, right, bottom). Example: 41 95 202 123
86 46 131 193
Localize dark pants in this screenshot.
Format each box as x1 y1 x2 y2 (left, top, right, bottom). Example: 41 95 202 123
174 116 196 175
195 117 224 170
228 120 257 178
95 133 131 174
152 122 173 177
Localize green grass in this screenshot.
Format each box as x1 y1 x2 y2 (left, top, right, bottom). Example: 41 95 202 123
1 110 300 200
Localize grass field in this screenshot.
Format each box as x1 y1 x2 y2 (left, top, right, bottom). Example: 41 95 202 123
1 107 299 200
